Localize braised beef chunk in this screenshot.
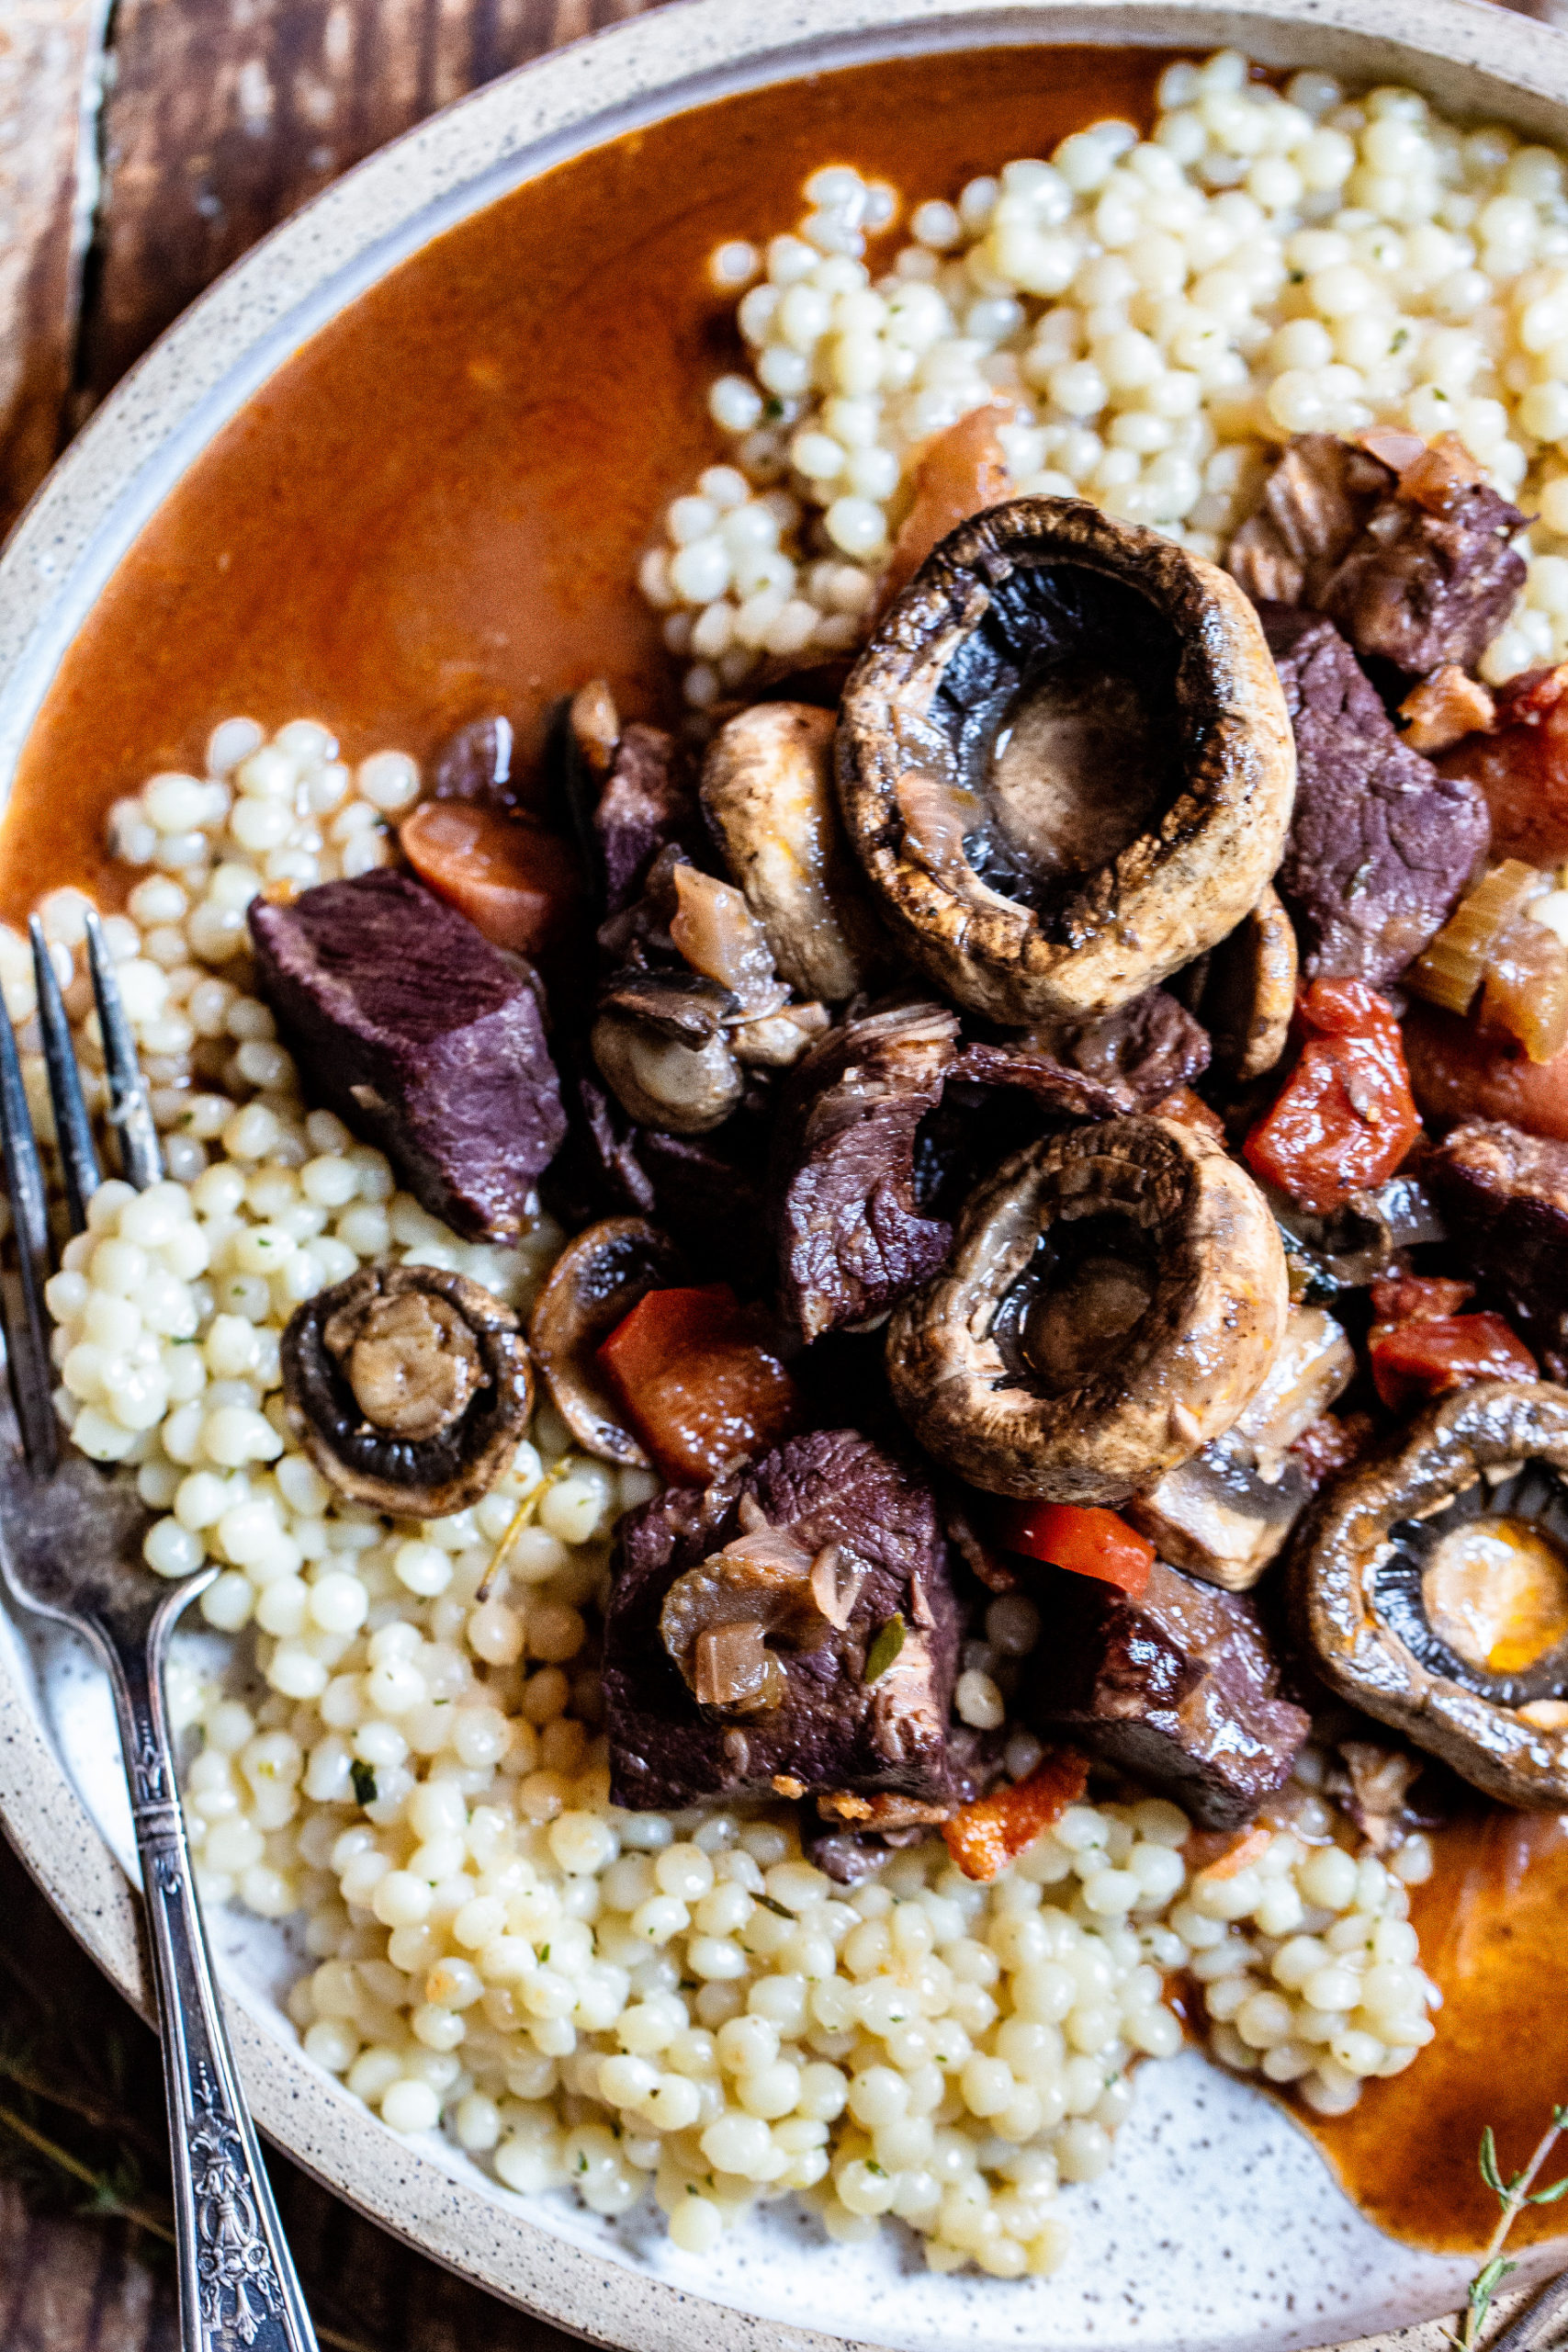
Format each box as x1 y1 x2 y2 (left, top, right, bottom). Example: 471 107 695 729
1021 1559 1309 1827
1429 1119 1568 1375
1231 431 1526 675
604 1429 965 1813
249 872 565 1241
544 1063 772 1291
1057 987 1212 1107
433 717 530 820
773 999 960 1344
1228 434 1391 609
594 724 701 915
950 987 1215 1123
1264 605 1489 985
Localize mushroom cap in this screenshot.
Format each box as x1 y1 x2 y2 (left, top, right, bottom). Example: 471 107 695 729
1292 1380 1568 1807
886 1114 1288 1502
836 496 1296 1023
1200 883 1299 1083
282 1260 533 1516
701 701 880 1003
528 1216 683 1466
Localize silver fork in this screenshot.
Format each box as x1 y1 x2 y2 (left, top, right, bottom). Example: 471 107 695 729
0 910 316 2352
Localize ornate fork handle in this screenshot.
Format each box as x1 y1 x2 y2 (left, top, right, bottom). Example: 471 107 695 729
103 1598 318 2352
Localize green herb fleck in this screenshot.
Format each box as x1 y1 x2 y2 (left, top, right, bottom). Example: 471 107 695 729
350 1760 378 1807
1390 327 1408 352
865 2160 886 2177
763 395 786 422
758 1894 795 1919
1452 2102 1568 2348
539 1945 550 1963
1288 268 1304 283
864 1614 907 1686
576 2153 590 2174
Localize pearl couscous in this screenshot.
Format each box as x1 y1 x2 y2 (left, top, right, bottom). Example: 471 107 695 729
641 50 1568 710
17 705 1434 2279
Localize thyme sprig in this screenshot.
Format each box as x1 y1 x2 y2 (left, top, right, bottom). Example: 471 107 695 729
1450 2104 1568 2349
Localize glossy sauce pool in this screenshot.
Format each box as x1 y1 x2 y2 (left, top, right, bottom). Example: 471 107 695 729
2 30 1565 2269
1303 1806 1568 2255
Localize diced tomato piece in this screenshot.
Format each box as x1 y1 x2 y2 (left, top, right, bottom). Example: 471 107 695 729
942 1749 1091 1883
880 404 1014 607
996 1500 1155 1598
1368 1312 1537 1411
598 1284 801 1486
1243 978 1421 1214
1370 1274 1474 1324
1440 663 1568 868
400 799 581 956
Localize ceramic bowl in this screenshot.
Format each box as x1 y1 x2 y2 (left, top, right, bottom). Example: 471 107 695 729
0 4 1564 2347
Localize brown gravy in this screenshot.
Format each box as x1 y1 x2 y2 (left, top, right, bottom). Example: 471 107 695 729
1303 1807 1568 2255
3 29 1564 2268
0 42 1172 923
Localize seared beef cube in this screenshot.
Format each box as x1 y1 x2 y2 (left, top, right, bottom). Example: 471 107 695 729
604 1429 964 1814
1057 987 1211 1107
249 872 565 1242
1230 431 1526 675
1021 1558 1308 1827
773 1000 959 1344
1264 606 1489 986
1430 1118 1568 1374
594 724 701 915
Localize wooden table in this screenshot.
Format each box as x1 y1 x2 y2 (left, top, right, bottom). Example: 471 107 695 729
0 0 1560 2343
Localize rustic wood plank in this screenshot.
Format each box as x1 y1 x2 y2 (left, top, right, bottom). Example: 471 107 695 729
79 0 666 403
0 0 105 533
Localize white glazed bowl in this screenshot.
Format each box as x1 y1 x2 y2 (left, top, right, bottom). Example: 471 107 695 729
1 5 1565 2347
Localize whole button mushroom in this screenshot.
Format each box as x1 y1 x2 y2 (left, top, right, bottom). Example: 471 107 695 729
281 1261 533 1516
1292 1381 1568 1807
528 1216 683 1466
886 1114 1289 1503
701 701 880 1003
836 495 1295 1023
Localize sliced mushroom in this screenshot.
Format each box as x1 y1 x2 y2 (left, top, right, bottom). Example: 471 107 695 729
1125 1304 1355 1589
702 703 879 1002
837 496 1295 1023
1198 885 1299 1082
660 1521 833 1713
528 1216 682 1466
591 1012 743 1135
886 1114 1288 1502
1292 1381 1568 1806
282 1261 533 1515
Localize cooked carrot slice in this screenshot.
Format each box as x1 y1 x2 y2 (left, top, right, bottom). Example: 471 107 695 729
400 798 581 956
880 404 1014 607
942 1748 1090 1883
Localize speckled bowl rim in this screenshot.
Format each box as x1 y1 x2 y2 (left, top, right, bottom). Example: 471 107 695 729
0 1 1564 2345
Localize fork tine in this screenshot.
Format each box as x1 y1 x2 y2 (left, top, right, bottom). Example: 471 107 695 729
30 917 99 1235
0 993 59 1476
85 910 162 1192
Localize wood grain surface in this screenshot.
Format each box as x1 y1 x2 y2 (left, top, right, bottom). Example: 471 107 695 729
0 0 1562 2344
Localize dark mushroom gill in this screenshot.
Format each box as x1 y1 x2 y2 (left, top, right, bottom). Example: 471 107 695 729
930 563 1184 923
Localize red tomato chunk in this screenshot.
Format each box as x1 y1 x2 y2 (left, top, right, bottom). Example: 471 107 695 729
1366 1272 1535 1408
598 1283 801 1487
1244 978 1420 1214
997 1500 1155 1598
